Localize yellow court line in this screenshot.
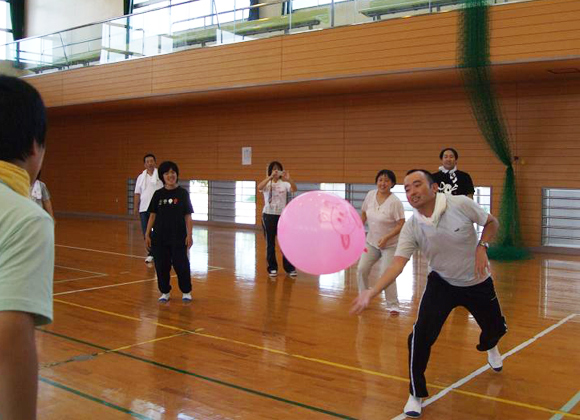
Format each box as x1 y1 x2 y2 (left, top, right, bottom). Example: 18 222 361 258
452 389 580 419
103 331 195 354
53 299 580 418
54 299 143 322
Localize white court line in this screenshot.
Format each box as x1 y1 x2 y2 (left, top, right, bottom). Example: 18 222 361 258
54 264 108 284
550 390 580 420
54 277 157 296
54 274 108 284
391 313 578 420
55 264 107 276
56 244 145 259
56 244 226 272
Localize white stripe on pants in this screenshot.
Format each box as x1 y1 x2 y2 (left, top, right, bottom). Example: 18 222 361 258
356 243 398 307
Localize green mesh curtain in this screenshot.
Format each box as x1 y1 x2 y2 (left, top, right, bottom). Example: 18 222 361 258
459 0 530 260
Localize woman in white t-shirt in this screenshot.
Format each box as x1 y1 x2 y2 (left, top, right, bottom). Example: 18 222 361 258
257 161 297 278
357 169 405 313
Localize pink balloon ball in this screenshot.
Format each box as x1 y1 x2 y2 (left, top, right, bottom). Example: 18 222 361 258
278 191 366 275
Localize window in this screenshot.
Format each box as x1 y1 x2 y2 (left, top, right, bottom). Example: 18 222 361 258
235 181 256 224
292 0 348 10
133 0 188 13
542 188 580 248
320 183 346 199
391 184 414 221
189 180 209 221
0 0 13 60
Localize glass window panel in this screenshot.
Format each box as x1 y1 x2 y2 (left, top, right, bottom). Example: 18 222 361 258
320 182 346 199
235 181 256 224
189 180 209 221
542 188 580 248
293 0 348 10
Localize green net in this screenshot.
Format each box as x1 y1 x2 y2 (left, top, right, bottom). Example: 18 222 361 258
459 0 531 260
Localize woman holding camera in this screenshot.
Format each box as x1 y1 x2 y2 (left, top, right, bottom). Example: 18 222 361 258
257 161 297 278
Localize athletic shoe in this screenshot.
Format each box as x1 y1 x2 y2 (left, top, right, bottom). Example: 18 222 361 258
182 293 192 301
487 345 503 372
268 270 278 278
403 394 422 418
288 271 298 277
158 293 170 302
386 304 400 315
145 256 154 263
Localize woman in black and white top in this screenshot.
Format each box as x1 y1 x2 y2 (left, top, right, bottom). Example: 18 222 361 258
257 161 297 278
432 147 475 198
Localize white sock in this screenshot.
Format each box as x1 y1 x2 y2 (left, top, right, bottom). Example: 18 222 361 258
403 394 422 418
487 345 503 371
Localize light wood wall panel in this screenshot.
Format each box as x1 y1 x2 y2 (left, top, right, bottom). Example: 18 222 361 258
151 38 283 94
25 72 64 107
280 13 458 80
59 58 153 105
25 0 580 107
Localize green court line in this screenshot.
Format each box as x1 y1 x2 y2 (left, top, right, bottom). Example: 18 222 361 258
39 376 153 419
551 390 580 420
38 329 357 420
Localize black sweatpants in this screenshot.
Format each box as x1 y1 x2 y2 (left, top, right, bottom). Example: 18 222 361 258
151 242 192 294
408 271 507 398
262 213 295 273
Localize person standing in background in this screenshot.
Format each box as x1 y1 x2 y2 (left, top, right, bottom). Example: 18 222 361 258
356 169 405 314
30 171 54 219
134 153 163 263
257 161 298 278
432 147 475 198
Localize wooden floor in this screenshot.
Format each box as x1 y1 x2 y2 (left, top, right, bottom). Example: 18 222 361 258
38 217 580 420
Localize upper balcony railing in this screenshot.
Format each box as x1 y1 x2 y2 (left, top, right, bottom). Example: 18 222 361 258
1 0 522 76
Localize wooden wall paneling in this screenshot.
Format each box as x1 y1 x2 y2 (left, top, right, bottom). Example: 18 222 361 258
281 14 457 80
151 38 283 94
58 58 153 105
25 72 64 107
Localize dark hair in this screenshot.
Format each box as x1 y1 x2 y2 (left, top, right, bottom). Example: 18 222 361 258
406 169 435 186
0 75 47 162
375 169 396 185
267 160 283 176
158 161 179 184
143 153 156 162
439 147 458 160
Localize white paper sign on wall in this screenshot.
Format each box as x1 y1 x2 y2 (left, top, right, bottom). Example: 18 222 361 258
242 147 252 166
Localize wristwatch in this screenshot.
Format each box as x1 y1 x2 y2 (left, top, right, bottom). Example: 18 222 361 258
478 240 489 249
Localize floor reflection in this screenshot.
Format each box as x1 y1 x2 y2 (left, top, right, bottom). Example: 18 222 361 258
541 257 580 320
189 228 209 276
235 231 256 280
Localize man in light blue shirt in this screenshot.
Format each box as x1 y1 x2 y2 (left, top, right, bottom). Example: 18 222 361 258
0 75 53 420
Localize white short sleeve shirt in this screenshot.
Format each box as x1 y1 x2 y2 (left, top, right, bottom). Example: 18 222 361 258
361 190 405 248
135 169 163 212
395 195 490 287
262 180 291 215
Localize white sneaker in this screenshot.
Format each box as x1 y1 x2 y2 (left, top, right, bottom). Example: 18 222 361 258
386 303 400 314
487 345 503 372
158 293 170 302
268 270 278 278
288 271 298 277
182 293 192 301
145 256 154 263
403 394 422 418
